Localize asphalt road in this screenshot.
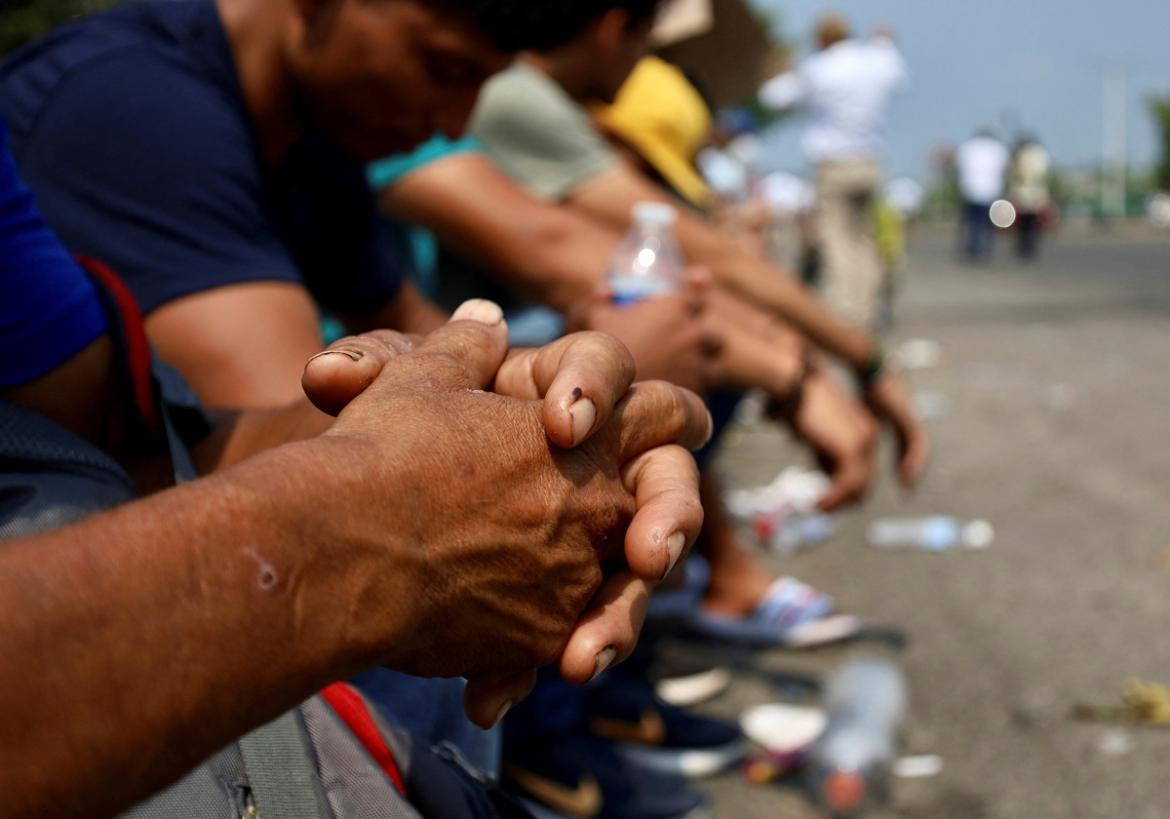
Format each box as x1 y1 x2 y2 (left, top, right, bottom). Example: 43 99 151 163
695 225 1170 819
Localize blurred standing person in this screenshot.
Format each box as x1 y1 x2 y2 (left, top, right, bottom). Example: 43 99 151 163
956 128 1010 262
1008 135 1052 259
759 16 908 330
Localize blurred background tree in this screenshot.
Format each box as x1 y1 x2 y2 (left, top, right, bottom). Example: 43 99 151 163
1150 94 1170 193
0 0 123 55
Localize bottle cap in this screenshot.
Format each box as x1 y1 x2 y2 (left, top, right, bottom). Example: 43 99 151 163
631 201 678 226
960 519 995 550
824 770 866 812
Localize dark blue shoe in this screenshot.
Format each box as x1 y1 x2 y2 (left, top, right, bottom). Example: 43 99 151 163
584 676 745 780
502 731 709 819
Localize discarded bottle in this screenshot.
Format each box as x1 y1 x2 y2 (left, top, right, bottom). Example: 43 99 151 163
805 657 906 815
754 510 836 555
866 516 994 552
724 467 830 522
605 202 683 306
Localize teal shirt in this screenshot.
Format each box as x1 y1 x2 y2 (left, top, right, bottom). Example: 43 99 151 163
367 134 482 294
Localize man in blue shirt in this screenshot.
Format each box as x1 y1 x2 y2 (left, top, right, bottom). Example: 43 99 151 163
0 118 106 391
0 0 572 409
0 108 713 815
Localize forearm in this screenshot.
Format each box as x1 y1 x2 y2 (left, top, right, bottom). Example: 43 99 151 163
676 211 874 368
0 440 406 819
705 289 808 397
476 218 609 313
345 280 448 336
384 168 612 313
568 167 876 368
193 400 334 473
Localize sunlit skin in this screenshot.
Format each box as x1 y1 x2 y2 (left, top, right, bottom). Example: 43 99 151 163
220 0 512 166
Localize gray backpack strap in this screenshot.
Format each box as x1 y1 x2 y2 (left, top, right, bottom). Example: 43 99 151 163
239 710 330 819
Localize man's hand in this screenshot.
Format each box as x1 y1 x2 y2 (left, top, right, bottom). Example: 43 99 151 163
573 273 722 395
865 370 930 487
0 302 709 818
303 300 710 725
775 369 877 510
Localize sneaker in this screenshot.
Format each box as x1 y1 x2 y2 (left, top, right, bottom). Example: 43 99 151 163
647 642 733 708
585 676 745 780
654 666 734 709
502 732 709 819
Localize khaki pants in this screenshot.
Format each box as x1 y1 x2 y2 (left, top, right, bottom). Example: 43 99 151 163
813 158 882 329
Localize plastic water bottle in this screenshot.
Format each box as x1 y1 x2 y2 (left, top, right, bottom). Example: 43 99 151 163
866 516 994 552
605 202 683 306
753 510 836 555
805 657 906 815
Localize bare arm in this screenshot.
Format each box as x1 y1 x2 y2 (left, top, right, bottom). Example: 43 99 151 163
145 281 324 409
341 278 448 336
567 164 930 484
380 152 616 312
566 163 876 366
0 336 121 450
0 442 406 819
0 314 711 819
145 278 447 415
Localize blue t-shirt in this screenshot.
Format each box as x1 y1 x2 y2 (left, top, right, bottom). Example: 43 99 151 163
0 118 107 389
0 0 403 318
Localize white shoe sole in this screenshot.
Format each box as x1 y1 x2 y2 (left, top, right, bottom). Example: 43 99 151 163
655 667 734 708
783 614 864 648
617 739 747 780
739 703 827 754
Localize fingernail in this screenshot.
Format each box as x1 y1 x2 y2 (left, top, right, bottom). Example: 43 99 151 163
591 647 617 682
307 349 362 363
569 397 596 445
663 532 687 579
492 699 514 727
452 299 504 325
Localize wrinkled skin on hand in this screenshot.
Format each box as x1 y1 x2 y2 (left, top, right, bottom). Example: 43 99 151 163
573 270 722 395
301 301 710 724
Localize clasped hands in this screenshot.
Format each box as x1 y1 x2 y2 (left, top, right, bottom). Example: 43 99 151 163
301 299 710 726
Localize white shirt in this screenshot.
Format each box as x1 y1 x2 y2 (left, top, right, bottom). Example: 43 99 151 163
955 136 1010 204
757 171 815 215
759 37 907 164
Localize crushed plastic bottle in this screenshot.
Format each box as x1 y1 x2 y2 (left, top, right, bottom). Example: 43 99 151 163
754 510 836 555
724 467 830 521
805 657 906 815
605 202 683 306
866 516 994 552
725 468 834 554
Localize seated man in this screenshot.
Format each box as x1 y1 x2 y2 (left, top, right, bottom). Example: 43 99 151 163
0 0 725 780
0 116 710 817
377 134 877 642
464 6 928 488
2 0 532 408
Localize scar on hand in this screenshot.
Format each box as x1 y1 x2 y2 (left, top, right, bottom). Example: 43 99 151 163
241 546 279 592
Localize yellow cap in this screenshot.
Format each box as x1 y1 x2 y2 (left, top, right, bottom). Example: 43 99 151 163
593 56 713 209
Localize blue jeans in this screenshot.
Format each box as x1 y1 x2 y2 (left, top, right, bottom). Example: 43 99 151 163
350 669 501 778
962 200 995 260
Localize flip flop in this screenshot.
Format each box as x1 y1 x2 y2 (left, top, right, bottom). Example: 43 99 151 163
686 576 863 648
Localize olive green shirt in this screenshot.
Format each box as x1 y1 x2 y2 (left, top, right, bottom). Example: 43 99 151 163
470 61 617 202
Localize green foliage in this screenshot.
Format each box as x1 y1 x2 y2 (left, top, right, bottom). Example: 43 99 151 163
0 0 123 55
1151 94 1170 193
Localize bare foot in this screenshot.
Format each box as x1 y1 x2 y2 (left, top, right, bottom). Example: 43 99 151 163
697 470 778 617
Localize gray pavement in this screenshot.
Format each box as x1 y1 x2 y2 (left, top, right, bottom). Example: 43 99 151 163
697 226 1170 818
